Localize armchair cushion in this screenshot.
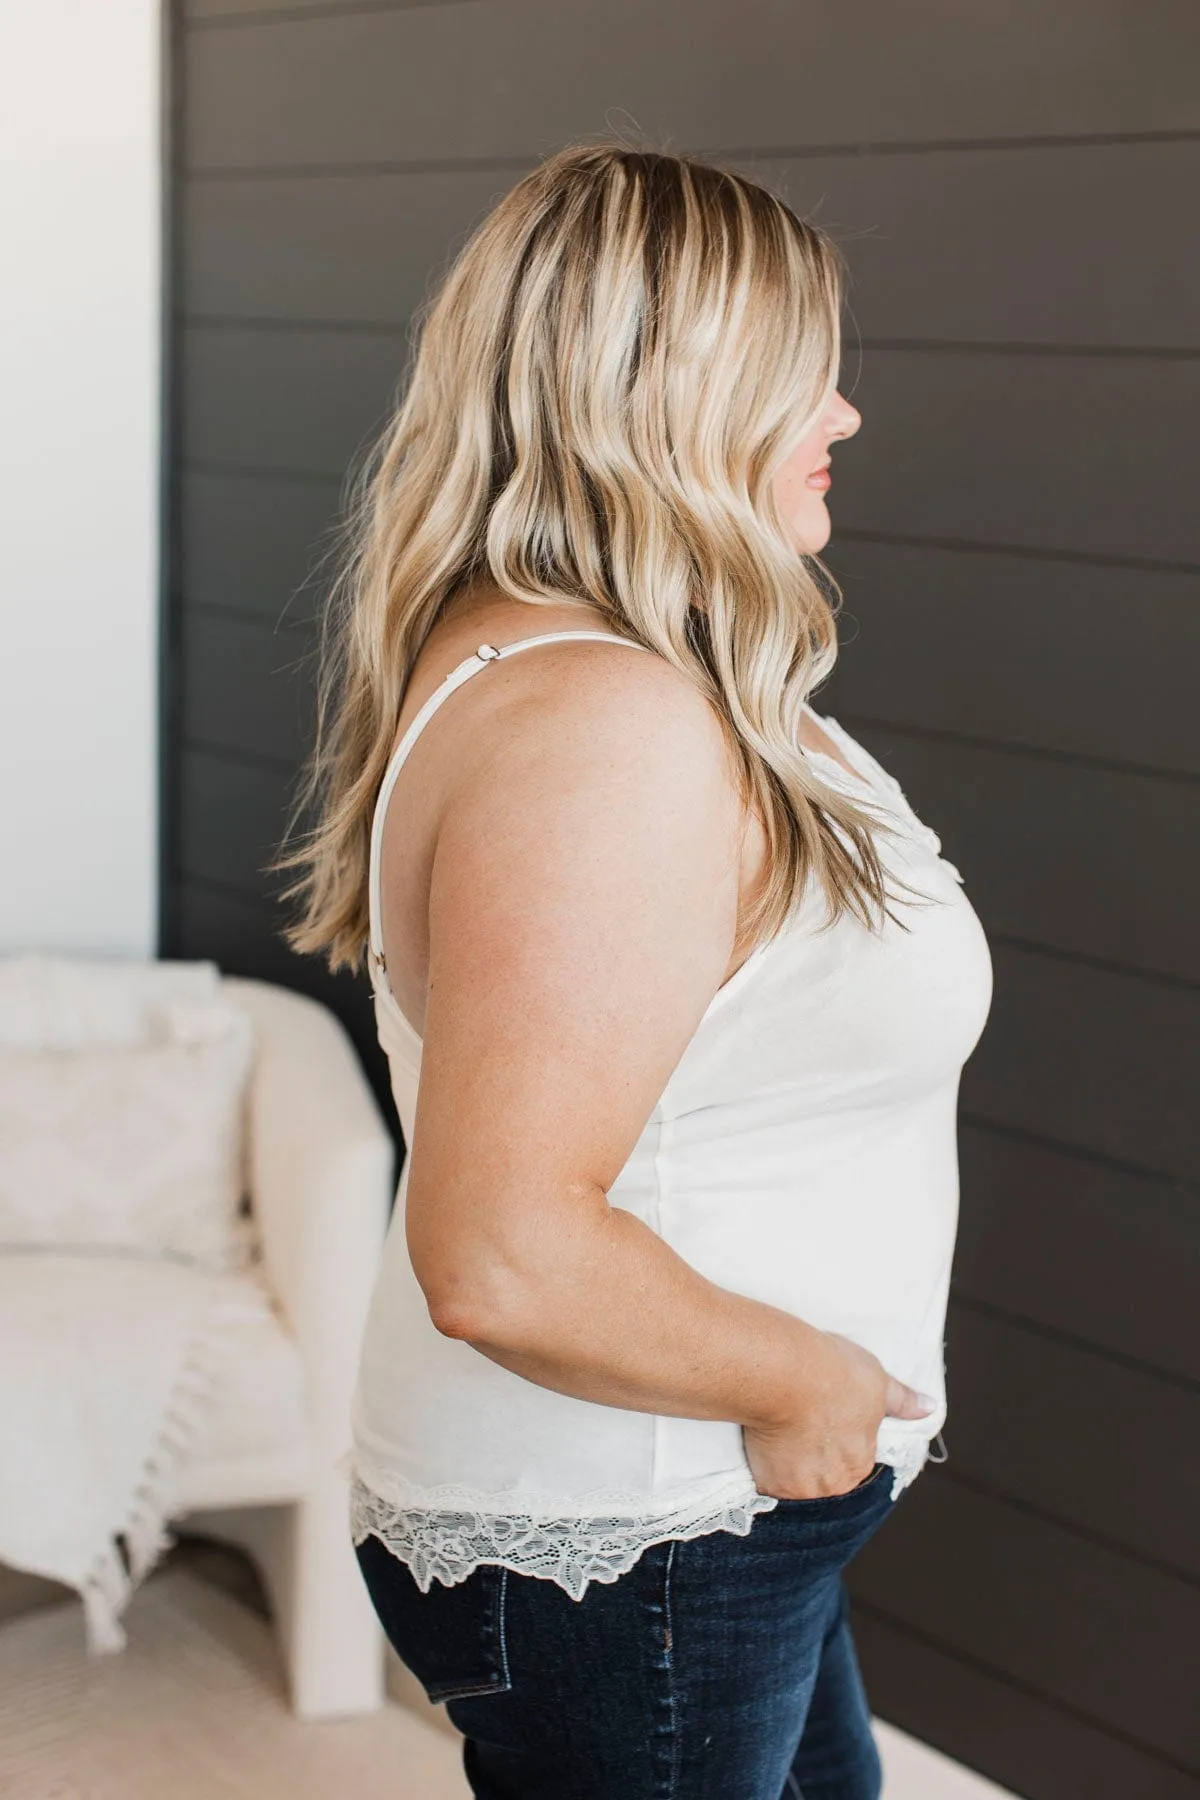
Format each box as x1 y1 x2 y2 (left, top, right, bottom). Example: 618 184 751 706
0 991 256 1271
0 953 222 1049
177 1267 311 1509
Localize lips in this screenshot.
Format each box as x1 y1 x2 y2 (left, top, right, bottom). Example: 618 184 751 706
805 465 832 492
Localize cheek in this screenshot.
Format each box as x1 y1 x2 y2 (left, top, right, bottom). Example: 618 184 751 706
773 464 832 554
775 465 826 518
775 443 822 509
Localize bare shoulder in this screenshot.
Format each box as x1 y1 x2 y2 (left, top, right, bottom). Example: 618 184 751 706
424 636 748 1085
437 634 746 926
480 634 734 791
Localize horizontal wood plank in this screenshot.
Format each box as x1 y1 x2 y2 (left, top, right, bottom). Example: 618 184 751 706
183 0 1200 171
184 140 1200 352
750 139 1200 352
855 1607 1200 1800
831 349 1200 567
820 539 1200 778
181 323 404 477
847 1472 1200 1769
182 166 525 323
955 1123 1200 1385
181 609 318 763
941 1301 1200 1579
177 747 302 895
186 0 470 19
962 944 1200 1180
181 467 344 623
845 725 1200 982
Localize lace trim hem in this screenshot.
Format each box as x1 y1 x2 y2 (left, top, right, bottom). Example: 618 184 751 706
346 1462 781 1600
345 1436 935 1601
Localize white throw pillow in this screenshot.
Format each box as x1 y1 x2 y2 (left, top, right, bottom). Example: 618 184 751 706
0 997 256 1270
0 953 222 1049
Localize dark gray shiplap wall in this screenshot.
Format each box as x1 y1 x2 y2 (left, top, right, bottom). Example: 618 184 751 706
166 4 1200 1794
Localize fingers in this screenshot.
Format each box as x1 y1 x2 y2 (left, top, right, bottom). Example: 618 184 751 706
884 1378 938 1421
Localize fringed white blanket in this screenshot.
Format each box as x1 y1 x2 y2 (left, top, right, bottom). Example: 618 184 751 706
0 1251 241 1651
0 953 255 1651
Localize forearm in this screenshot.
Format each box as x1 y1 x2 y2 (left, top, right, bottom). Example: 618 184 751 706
431 1195 833 1432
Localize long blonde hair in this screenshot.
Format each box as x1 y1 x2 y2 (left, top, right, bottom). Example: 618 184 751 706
272 140 902 973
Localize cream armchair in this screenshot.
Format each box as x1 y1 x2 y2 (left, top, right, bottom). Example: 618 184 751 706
178 975 395 1720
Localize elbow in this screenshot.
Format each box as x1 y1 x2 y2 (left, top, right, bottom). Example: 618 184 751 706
425 1288 496 1345
421 1264 535 1351
408 1182 608 1350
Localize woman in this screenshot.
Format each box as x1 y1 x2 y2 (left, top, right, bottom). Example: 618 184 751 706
278 143 993 1799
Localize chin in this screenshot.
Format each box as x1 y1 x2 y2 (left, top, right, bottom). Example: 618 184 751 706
792 509 832 555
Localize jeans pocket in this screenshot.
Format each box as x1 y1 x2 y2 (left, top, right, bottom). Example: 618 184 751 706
355 1535 512 1704
773 1459 892 1512
760 1461 896 1569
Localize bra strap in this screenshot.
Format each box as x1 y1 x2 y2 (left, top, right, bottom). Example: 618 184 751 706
368 630 651 964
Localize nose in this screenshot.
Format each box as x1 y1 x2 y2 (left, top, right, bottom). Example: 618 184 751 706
826 391 862 442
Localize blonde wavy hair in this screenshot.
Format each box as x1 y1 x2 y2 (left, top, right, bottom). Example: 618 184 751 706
272 139 904 974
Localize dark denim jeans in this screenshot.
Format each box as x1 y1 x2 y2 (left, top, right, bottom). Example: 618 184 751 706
355 1460 896 1799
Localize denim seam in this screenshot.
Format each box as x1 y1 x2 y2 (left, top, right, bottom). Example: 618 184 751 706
495 1566 511 1688
663 1540 679 1799
423 1566 512 1703
426 1668 509 1701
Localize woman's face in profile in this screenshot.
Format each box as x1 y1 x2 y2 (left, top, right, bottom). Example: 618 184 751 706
771 390 862 555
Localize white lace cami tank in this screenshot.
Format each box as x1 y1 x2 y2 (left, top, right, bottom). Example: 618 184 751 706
348 630 994 1598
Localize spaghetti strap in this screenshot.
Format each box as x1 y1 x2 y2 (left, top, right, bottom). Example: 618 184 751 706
368 630 651 969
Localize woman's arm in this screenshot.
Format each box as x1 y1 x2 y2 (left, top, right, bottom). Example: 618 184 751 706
399 643 930 1499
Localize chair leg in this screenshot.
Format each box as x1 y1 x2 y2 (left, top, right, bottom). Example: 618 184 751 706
278 1476 386 1720
179 1481 386 1720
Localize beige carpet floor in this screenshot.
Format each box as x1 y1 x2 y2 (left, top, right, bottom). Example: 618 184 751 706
0 1568 466 1800
0 1561 1011 1800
